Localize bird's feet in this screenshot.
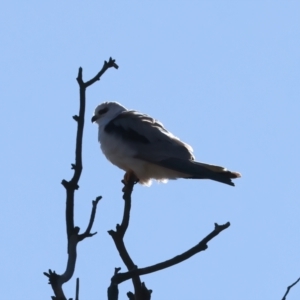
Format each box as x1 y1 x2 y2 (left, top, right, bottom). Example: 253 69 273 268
123 171 139 185
122 171 139 193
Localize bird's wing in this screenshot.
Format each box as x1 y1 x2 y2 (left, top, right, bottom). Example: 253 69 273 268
105 111 239 186
105 110 194 161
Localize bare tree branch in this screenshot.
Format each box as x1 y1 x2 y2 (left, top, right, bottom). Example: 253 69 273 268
282 276 300 300
108 177 152 300
108 268 121 300
79 196 102 241
75 278 79 300
44 58 118 299
113 222 230 285
85 57 119 88
44 269 66 300
63 57 118 238
126 283 152 300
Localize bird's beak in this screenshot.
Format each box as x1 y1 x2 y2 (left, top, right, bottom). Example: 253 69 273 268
91 115 98 123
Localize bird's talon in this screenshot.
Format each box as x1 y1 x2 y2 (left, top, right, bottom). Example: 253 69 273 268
123 171 139 185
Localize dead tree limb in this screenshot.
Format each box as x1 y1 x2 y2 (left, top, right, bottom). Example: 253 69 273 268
282 276 300 300
108 177 152 300
44 58 118 300
113 221 230 285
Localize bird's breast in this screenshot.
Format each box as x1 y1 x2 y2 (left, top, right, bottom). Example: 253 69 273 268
99 131 136 172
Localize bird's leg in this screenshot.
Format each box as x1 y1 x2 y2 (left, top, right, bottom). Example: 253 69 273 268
123 171 139 185
122 171 139 193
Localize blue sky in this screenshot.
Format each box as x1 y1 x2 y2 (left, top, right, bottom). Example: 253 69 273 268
1 1 300 299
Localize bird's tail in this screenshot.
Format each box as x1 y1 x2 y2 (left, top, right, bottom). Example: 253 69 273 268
156 158 241 186
191 162 241 186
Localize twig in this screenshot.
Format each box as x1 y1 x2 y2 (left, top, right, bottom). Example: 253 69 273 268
282 276 300 300
108 268 121 300
75 278 79 300
113 222 230 284
79 196 102 241
85 57 118 88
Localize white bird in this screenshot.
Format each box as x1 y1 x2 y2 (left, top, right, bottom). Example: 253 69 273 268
92 102 241 186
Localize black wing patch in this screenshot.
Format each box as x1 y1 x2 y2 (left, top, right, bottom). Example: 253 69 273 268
105 114 150 144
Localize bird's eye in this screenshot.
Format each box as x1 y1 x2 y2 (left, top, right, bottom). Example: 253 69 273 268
98 107 108 115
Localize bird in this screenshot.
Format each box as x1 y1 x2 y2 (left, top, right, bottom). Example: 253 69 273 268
92 102 241 186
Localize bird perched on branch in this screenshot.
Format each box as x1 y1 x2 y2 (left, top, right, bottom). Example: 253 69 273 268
92 102 241 186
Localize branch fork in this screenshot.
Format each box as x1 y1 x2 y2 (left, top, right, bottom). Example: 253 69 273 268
44 58 118 299
108 178 230 299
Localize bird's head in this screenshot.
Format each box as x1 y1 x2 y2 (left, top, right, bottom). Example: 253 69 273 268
92 102 127 126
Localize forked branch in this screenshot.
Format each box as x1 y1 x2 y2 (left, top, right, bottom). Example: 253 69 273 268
44 58 118 299
108 177 152 300
108 176 230 299
113 222 230 285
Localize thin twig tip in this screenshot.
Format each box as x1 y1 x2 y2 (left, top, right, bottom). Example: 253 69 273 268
72 115 79 121
95 196 102 202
